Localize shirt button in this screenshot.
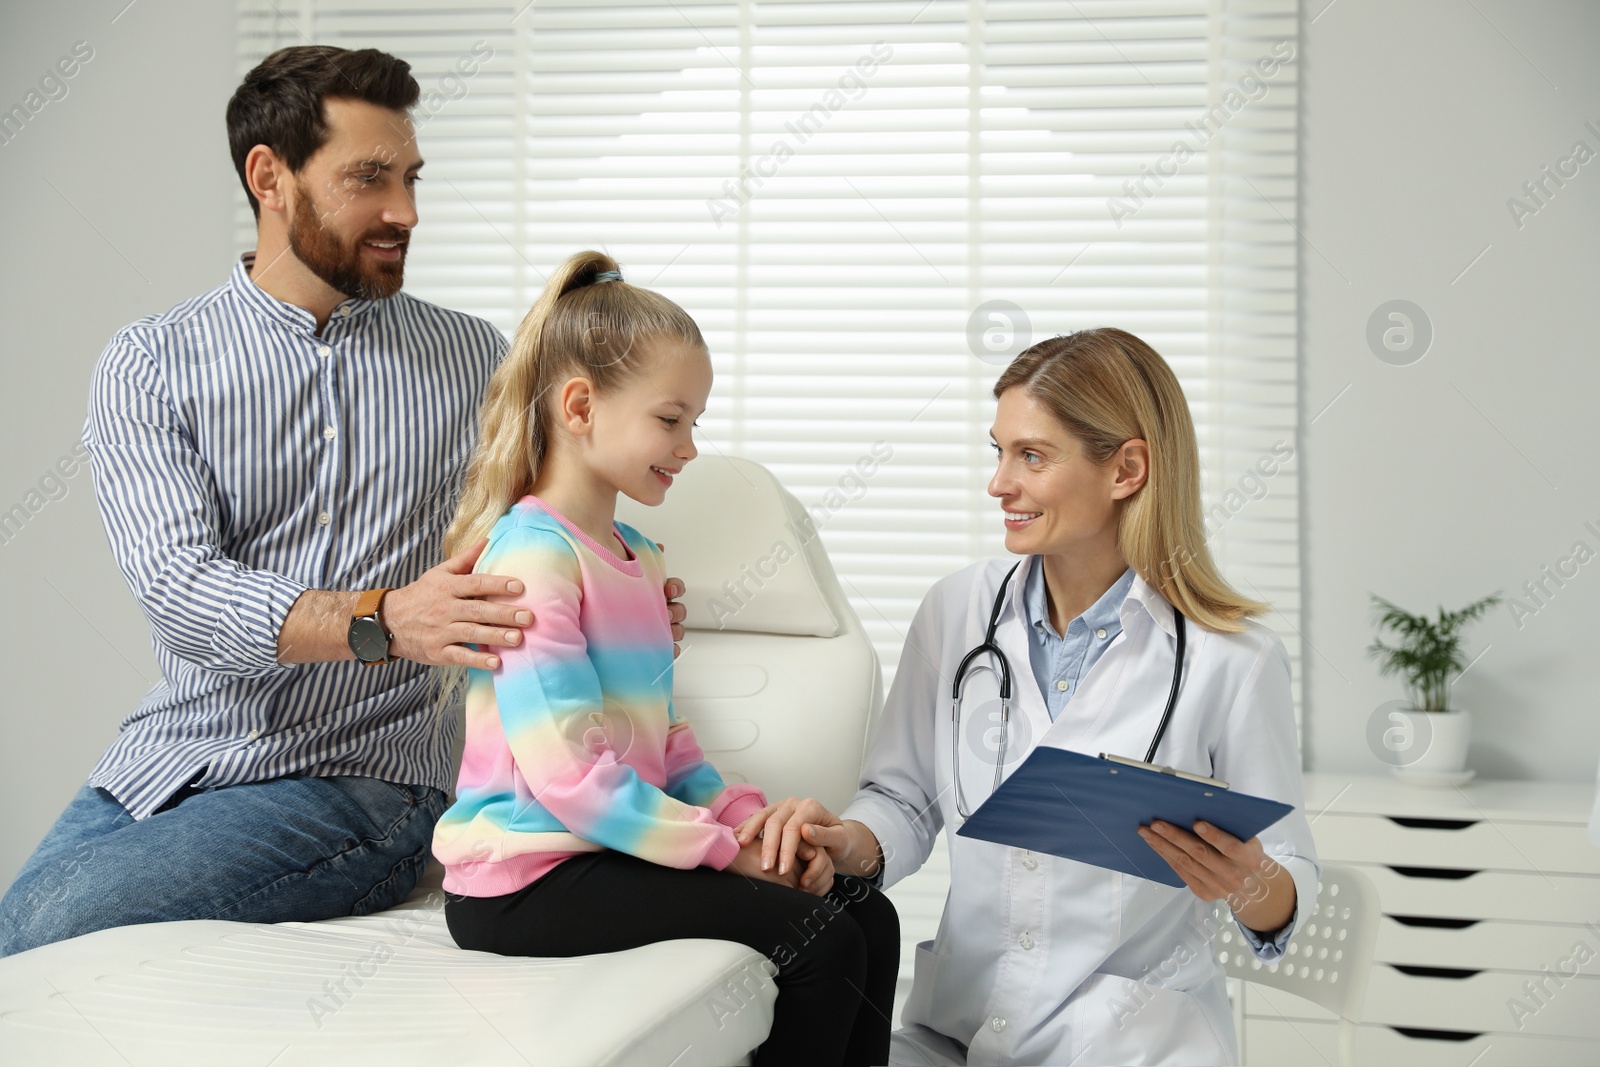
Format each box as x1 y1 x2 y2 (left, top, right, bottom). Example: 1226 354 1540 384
246 729 259 740
317 344 332 358
323 426 337 440
1022 856 1039 870
317 511 331 525
991 1016 1007 1033
1055 680 1069 692
1096 628 1108 639
1019 932 1034 950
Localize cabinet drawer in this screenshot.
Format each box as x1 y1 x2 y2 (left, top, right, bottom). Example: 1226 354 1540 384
1242 1018 1600 1066
1313 813 1600 875
1377 915 1600 975
1244 964 1600 1040
1355 863 1600 924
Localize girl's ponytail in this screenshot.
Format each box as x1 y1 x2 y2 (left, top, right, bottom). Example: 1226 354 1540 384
451 252 630 559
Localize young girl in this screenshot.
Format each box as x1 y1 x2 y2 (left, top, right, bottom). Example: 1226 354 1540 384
428 251 898 1067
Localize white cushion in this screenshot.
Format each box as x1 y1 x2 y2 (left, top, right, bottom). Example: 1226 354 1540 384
618 456 841 638
0 884 777 1066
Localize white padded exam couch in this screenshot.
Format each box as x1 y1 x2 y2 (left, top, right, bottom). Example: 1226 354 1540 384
0 456 883 1066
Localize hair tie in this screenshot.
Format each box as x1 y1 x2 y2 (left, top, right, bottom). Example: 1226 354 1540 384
593 269 622 283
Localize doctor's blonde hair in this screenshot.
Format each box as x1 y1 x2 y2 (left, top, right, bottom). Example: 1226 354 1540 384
993 327 1268 634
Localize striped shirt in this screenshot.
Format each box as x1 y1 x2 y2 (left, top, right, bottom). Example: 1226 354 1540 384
81 253 507 820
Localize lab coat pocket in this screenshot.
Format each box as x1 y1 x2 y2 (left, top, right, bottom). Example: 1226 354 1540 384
1070 972 1233 1067
902 939 943 1028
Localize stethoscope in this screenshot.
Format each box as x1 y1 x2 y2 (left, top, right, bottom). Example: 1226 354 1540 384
951 560 1187 819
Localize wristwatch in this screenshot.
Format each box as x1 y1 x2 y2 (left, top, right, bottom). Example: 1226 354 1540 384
348 587 394 665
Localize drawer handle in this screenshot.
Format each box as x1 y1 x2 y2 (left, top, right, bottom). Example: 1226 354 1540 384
1388 915 1480 930
1386 817 1478 831
1390 1026 1483 1042
1388 865 1480 880
1391 964 1482 980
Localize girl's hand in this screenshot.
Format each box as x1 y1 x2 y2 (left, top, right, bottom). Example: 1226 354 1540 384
727 837 802 888
794 833 836 897
734 797 844 879
1138 820 1297 935
660 569 686 657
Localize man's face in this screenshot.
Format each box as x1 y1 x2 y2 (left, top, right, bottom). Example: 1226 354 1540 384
285 98 422 301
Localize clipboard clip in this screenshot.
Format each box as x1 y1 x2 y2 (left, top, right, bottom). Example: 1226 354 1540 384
1098 752 1231 791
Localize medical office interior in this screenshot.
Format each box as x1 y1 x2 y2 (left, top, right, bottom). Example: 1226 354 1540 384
1 0 1597 1063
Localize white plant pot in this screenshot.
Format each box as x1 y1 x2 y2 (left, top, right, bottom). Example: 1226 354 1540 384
1393 707 1471 775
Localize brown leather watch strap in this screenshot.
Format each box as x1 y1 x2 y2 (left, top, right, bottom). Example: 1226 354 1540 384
354 587 391 620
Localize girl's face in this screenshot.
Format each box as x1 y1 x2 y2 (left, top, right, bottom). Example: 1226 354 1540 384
986 386 1145 557
583 338 712 507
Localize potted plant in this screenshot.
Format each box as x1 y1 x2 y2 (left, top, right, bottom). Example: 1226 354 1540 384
1365 593 1499 781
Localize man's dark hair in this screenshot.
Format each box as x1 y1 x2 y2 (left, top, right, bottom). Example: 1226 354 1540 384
226 46 419 220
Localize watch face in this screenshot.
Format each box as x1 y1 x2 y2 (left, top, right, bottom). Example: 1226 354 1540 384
349 616 390 662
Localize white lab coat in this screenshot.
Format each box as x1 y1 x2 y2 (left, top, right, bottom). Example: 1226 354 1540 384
841 555 1320 1067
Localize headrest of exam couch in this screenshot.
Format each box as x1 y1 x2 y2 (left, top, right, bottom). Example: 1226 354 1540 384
616 455 841 638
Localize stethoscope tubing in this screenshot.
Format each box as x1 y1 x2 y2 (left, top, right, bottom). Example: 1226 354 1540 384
950 559 1186 819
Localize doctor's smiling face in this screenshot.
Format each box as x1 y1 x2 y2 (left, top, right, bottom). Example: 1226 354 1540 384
987 386 1148 559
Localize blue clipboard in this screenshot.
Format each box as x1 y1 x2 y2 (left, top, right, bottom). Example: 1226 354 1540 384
954 746 1294 888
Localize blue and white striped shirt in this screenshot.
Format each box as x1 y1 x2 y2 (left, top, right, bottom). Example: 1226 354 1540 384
81 253 507 819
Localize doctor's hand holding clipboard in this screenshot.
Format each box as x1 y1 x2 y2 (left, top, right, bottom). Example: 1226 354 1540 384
735 327 1319 1067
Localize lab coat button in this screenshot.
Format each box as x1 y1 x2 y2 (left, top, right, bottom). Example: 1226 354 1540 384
1022 856 1039 870
1019 932 1034 950
991 1016 1007 1033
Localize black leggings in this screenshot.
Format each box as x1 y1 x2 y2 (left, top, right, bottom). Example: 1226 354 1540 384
445 850 900 1067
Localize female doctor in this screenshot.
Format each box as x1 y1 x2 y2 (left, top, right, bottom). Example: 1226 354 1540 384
735 327 1319 1066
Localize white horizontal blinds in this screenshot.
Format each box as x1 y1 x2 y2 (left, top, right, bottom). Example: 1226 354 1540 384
1205 0 1303 725
236 0 523 325
235 0 1301 729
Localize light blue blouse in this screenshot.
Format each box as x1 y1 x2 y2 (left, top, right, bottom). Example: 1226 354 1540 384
1022 559 1136 721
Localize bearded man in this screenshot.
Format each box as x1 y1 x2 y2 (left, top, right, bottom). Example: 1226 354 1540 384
0 45 686 957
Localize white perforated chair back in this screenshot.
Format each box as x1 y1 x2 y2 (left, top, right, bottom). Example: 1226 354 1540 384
1213 863 1379 1066
617 455 882 812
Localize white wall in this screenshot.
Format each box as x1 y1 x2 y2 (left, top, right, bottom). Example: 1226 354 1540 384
2 0 1596 896
1299 0 1600 780
0 0 238 889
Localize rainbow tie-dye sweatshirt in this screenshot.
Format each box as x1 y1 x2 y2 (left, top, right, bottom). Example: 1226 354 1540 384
432 495 767 897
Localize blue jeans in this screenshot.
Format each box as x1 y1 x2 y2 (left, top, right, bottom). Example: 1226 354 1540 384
0 774 445 958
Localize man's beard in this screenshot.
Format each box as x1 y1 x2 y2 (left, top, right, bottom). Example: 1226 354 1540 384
287 180 407 301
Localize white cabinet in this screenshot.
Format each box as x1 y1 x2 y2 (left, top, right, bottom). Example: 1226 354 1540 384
1240 773 1600 1064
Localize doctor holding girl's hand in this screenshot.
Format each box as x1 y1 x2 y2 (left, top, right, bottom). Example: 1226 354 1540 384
734 798 879 896
726 808 838 896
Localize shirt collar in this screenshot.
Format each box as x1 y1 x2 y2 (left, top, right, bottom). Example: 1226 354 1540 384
231 251 381 334
1123 570 1182 639
1020 556 1136 644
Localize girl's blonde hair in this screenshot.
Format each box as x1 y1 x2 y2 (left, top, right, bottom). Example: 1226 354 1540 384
444 252 707 559
428 250 706 717
993 327 1267 633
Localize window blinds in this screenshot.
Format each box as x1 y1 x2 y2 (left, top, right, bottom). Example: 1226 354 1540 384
236 0 1302 726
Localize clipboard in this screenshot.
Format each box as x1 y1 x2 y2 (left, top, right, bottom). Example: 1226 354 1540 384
953 746 1294 888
